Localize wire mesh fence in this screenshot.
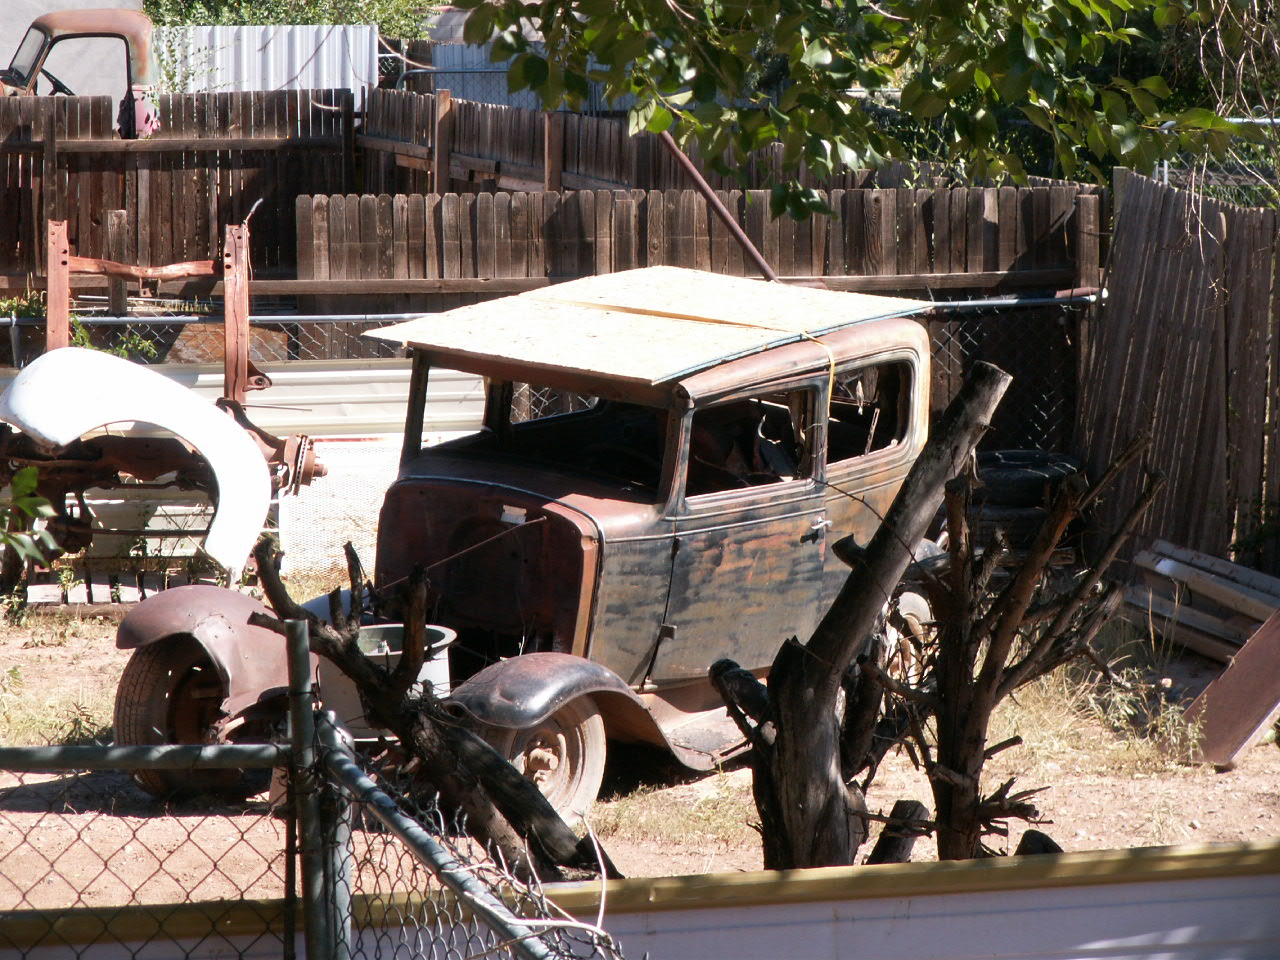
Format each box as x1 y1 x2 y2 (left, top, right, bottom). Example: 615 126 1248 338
0 762 292 958
6 290 1082 454
324 741 625 960
3 312 402 368
930 303 1080 452
0 618 628 960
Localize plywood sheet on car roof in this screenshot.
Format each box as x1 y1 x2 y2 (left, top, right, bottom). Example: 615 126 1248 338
366 266 931 385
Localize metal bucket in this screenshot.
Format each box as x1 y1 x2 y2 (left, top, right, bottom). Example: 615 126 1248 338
318 623 455 738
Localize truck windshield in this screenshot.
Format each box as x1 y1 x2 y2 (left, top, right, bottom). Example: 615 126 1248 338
6 27 47 86
481 384 667 495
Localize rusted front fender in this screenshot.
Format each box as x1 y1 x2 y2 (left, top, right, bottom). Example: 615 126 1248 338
445 651 710 763
117 584 304 719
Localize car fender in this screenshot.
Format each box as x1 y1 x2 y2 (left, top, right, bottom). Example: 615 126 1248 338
0 348 270 576
117 584 304 720
445 651 682 751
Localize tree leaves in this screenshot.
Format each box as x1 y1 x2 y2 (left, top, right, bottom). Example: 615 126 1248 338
460 0 1231 213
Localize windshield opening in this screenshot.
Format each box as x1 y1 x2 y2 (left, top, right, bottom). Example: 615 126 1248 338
473 382 668 497
6 27 48 86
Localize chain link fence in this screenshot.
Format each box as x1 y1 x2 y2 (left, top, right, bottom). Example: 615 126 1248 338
325 742 624 960
930 302 1081 452
0 745 294 959
3 311 401 369
0 623 628 960
7 293 1083 454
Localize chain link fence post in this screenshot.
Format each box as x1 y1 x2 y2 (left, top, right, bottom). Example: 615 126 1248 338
319 714 354 960
287 618 332 960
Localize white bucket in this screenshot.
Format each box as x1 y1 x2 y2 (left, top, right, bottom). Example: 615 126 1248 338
317 623 455 738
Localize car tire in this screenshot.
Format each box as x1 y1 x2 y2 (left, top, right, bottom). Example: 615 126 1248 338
976 450 1084 507
972 503 1052 549
113 635 272 801
484 696 607 827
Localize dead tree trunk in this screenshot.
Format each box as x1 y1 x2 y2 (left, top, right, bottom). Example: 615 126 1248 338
714 361 1012 870
919 434 1162 860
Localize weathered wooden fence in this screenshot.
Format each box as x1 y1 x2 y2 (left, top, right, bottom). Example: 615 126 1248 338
0 90 353 278
298 187 1101 288
359 88 976 196
296 187 1101 448
1076 169 1280 569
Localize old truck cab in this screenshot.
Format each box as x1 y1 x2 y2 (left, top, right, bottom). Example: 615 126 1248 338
1 9 160 138
366 267 931 819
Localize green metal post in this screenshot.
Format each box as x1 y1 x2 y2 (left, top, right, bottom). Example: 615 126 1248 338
287 618 330 960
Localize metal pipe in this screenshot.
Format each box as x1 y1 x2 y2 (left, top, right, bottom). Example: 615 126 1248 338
4 295 1104 327
321 745 560 960
922 290 1105 312
657 130 779 281
0 294 1101 331
0 743 284 772
286 618 330 960
316 718 355 960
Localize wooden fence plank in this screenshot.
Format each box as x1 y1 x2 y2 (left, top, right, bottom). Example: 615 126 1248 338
493 191 511 279
997 186 1018 272
475 191 496 279
508 191 528 278
407 193 426 280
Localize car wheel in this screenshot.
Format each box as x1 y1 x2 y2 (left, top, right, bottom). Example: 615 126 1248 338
485 696 607 827
113 635 273 801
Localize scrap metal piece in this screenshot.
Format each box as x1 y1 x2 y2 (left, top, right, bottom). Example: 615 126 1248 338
0 347 270 576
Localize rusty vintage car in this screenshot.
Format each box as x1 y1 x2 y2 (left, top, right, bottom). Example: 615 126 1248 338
113 267 934 816
2 8 160 138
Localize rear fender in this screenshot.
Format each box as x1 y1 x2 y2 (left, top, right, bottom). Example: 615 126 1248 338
117 584 306 719
0 348 271 576
446 651 697 762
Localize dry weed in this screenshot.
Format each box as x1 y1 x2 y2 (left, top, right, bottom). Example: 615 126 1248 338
590 770 759 849
0 614 120 746
989 619 1199 782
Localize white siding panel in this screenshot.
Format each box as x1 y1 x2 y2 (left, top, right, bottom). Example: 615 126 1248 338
156 24 378 95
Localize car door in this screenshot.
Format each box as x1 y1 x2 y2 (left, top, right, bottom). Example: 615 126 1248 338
649 387 829 684
821 352 928 596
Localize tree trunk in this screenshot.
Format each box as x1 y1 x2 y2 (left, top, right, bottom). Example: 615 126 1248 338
866 799 930 864
743 362 1012 870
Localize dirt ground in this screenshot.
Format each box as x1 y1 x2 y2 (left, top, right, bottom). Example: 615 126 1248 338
593 738 1280 877
2 612 1279 908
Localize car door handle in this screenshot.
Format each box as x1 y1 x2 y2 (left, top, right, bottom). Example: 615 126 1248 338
803 517 832 543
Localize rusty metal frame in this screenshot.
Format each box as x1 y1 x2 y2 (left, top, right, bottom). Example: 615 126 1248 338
0 221 326 583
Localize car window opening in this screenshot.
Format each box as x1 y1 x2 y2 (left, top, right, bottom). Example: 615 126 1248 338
827 361 911 465
467 384 668 496
687 390 812 497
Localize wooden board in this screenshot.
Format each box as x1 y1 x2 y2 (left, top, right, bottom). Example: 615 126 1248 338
1183 611 1280 766
1134 552 1280 622
366 266 930 386
1123 586 1253 645
1149 539 1280 601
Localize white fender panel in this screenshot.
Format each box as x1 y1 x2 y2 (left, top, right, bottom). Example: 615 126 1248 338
0 347 270 575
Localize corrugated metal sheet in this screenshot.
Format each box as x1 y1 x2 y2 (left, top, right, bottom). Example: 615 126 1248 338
156 24 378 95
428 42 630 113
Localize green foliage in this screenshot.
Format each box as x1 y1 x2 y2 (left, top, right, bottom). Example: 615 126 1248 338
5 467 56 567
144 0 428 39
458 0 1241 209
0 290 45 318
69 318 159 363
